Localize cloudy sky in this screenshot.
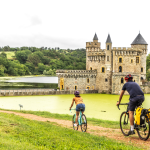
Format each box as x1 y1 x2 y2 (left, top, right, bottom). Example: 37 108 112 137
0 0 150 53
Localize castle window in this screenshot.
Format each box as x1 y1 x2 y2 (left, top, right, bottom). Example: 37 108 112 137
107 45 109 50
136 57 139 63
121 77 124 83
131 59 133 63
105 78 108 82
102 67 105 73
90 67 92 70
86 86 90 90
107 56 109 61
119 58 122 63
87 78 90 83
75 86 77 90
141 67 143 72
119 66 122 72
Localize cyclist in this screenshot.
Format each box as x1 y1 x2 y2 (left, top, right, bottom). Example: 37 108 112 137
116 74 145 135
69 91 85 126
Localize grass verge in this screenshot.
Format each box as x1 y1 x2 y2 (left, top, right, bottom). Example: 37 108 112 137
0 112 141 150
1 109 120 129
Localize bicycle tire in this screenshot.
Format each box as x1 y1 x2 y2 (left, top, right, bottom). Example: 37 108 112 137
136 115 150 141
81 114 87 132
72 114 78 131
120 112 130 136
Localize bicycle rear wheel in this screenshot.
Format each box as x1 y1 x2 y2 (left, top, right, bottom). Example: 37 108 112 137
136 115 150 141
81 114 87 132
120 112 130 136
72 114 78 130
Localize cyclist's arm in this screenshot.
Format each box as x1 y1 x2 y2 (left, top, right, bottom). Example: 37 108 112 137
70 98 75 110
116 90 125 105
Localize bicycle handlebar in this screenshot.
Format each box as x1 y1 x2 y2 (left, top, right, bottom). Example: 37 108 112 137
117 102 129 110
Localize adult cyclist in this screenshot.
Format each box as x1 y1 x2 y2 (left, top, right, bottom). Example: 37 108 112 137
116 74 145 135
69 91 85 126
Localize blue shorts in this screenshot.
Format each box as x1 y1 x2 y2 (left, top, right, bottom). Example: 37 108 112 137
76 103 85 112
129 95 144 111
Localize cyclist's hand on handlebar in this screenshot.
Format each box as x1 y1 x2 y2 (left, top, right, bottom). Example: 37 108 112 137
69 107 71 110
116 101 120 106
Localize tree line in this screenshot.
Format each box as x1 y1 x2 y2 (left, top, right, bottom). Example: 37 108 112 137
0 47 86 76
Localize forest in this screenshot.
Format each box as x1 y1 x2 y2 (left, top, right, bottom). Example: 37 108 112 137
0 46 86 76
1 45 150 81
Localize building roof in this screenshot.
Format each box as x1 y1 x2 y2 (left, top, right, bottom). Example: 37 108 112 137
131 33 148 45
93 33 98 40
106 34 112 43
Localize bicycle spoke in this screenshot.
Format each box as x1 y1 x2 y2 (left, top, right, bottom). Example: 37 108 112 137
81 114 87 132
120 112 130 136
137 116 150 141
72 114 78 131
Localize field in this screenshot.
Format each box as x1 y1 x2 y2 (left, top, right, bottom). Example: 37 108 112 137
0 51 15 59
0 109 145 150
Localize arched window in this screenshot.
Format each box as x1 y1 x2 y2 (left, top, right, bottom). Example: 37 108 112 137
121 77 124 83
107 45 109 50
119 66 122 72
141 67 143 72
102 67 105 73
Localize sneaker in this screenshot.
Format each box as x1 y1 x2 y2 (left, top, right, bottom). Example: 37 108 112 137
74 123 77 127
128 130 135 135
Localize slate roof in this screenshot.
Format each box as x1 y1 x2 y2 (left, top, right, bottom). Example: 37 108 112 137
106 34 112 43
93 33 98 40
131 33 148 45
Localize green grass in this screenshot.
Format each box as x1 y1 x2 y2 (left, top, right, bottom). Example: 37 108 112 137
0 109 121 129
0 51 15 59
0 112 141 150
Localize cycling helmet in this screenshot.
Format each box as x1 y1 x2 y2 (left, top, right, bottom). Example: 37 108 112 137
125 74 133 82
74 91 80 95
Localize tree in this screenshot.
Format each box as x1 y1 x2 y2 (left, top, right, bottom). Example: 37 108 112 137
27 54 41 66
38 63 45 74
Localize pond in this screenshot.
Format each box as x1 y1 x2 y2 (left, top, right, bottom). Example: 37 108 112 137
0 94 150 121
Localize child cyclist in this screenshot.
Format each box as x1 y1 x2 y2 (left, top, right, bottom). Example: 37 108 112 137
69 91 85 126
116 74 145 135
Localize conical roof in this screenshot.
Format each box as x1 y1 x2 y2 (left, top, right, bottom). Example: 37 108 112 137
131 33 148 45
93 33 98 40
106 34 112 43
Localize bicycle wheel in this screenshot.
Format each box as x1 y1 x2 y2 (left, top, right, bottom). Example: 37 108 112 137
81 114 87 132
136 115 150 141
120 112 130 136
72 114 78 130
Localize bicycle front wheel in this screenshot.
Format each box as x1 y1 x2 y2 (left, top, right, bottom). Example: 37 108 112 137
81 114 87 132
72 114 78 131
120 112 130 136
136 115 150 141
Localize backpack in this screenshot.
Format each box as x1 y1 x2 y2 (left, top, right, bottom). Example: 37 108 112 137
135 107 145 125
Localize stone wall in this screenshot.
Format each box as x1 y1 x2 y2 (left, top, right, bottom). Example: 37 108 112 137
0 89 98 96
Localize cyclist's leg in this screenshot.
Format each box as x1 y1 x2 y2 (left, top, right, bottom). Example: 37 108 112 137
129 111 134 126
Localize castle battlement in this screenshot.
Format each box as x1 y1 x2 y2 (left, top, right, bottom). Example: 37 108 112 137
56 70 97 78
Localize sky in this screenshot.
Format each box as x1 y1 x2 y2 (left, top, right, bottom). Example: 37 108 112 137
0 0 150 53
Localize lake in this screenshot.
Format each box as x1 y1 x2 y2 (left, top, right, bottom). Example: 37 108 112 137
0 94 150 121
4 76 58 84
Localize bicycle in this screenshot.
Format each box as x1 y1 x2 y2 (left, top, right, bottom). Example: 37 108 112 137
117 102 150 141
70 108 87 132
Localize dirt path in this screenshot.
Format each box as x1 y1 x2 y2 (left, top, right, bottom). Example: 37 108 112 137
0 110 150 149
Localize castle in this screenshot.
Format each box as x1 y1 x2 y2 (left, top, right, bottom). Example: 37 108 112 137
56 33 148 94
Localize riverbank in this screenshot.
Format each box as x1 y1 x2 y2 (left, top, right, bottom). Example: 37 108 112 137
0 110 144 149
0 89 98 96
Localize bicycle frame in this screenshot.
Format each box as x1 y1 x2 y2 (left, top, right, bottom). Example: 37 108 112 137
70 109 86 125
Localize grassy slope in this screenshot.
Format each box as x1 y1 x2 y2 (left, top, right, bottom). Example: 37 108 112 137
0 52 15 59
0 112 141 150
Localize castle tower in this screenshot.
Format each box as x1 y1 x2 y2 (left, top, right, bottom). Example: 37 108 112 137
131 32 148 81
93 33 98 43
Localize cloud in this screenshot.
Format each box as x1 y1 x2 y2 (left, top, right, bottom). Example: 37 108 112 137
30 16 42 26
